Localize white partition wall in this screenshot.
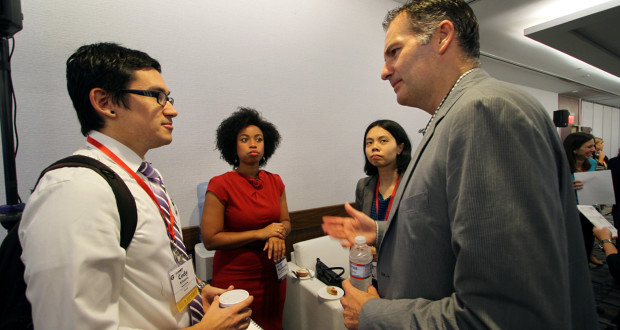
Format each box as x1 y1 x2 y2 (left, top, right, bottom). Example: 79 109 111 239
593 104 604 138
612 109 620 157
581 100 620 158
581 102 594 129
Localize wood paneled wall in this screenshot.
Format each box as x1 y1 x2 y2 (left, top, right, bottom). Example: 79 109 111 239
182 203 350 260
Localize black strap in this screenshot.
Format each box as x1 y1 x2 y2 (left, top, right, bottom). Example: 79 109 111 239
35 155 137 250
327 267 345 277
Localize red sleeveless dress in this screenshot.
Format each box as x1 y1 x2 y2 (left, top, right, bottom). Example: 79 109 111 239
207 170 287 330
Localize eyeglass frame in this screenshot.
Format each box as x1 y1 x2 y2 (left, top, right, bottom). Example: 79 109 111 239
120 89 174 107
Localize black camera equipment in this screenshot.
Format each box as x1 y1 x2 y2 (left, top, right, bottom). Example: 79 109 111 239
0 0 24 231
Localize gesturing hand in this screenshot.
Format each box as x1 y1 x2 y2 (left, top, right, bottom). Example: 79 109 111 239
322 202 377 247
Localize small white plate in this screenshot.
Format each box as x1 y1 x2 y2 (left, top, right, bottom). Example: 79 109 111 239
317 286 344 300
293 269 315 280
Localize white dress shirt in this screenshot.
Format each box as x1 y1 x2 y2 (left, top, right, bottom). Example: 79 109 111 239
19 131 190 329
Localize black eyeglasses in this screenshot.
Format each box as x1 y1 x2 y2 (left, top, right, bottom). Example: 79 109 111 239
120 89 174 106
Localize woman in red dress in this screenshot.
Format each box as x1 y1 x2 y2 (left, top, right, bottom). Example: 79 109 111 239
202 107 290 330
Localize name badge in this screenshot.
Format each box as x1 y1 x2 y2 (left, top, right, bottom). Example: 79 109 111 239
168 259 199 312
275 257 289 281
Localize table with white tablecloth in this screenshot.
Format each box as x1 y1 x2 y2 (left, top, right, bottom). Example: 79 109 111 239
283 262 347 330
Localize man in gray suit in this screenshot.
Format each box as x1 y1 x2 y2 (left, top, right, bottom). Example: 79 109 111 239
322 0 598 329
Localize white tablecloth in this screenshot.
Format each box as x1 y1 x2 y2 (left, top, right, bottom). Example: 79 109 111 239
283 262 347 330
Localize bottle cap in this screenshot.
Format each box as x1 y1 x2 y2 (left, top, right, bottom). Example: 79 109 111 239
355 236 366 244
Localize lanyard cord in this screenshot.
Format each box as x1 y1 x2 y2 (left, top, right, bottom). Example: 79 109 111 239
87 136 176 240
375 174 401 221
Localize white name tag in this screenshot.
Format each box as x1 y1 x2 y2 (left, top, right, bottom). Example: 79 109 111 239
168 259 199 312
275 257 289 281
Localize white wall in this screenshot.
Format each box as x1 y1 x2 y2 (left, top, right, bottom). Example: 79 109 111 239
1 0 427 231
0 0 561 244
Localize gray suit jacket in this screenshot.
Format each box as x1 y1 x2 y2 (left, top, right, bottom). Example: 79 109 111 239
355 175 378 216
359 69 597 329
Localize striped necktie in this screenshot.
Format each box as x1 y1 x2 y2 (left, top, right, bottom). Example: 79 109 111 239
138 161 205 325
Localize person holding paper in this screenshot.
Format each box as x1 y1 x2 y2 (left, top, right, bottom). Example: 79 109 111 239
563 132 597 189
592 226 620 330
563 132 600 266
608 151 620 228
593 227 620 282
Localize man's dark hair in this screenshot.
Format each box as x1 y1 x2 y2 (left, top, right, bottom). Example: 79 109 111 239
563 132 595 173
216 107 281 168
383 0 480 62
66 42 161 136
363 119 412 176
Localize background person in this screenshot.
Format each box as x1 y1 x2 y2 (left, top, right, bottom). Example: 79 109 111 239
595 137 608 170
355 119 411 221
355 119 411 288
608 150 620 229
18 42 252 329
563 132 601 266
593 227 620 283
322 1 596 328
202 107 290 330
593 226 620 327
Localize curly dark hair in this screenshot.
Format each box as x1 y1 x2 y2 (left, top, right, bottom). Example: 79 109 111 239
216 107 281 168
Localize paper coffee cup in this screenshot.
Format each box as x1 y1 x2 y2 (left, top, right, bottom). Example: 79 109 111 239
219 289 249 307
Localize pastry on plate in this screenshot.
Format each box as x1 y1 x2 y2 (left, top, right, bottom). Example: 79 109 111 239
326 286 338 296
296 268 309 278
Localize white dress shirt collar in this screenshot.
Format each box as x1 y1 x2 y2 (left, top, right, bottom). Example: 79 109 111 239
86 131 145 172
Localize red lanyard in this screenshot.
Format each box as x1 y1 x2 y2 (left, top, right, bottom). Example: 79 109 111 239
87 136 176 240
375 174 401 221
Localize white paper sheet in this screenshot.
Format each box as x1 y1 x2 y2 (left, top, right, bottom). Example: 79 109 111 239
574 170 615 205
576 205 618 238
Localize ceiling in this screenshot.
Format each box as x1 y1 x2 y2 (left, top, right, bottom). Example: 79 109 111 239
392 0 620 108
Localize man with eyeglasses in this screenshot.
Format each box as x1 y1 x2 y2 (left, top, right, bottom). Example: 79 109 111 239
18 43 253 329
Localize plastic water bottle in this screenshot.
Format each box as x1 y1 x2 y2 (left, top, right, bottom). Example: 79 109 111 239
349 236 373 292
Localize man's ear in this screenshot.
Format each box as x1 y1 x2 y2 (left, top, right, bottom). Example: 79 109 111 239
436 20 455 55
89 88 117 118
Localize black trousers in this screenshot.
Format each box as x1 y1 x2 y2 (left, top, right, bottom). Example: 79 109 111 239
580 213 595 260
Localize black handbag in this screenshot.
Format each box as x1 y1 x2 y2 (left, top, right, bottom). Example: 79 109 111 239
316 258 345 288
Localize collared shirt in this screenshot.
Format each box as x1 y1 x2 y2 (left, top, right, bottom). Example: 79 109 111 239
19 130 189 329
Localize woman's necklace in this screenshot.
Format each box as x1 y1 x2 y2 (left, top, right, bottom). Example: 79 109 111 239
420 68 476 135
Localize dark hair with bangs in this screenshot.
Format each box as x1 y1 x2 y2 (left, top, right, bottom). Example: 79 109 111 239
363 119 412 176
66 42 161 136
382 0 480 63
216 107 281 168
